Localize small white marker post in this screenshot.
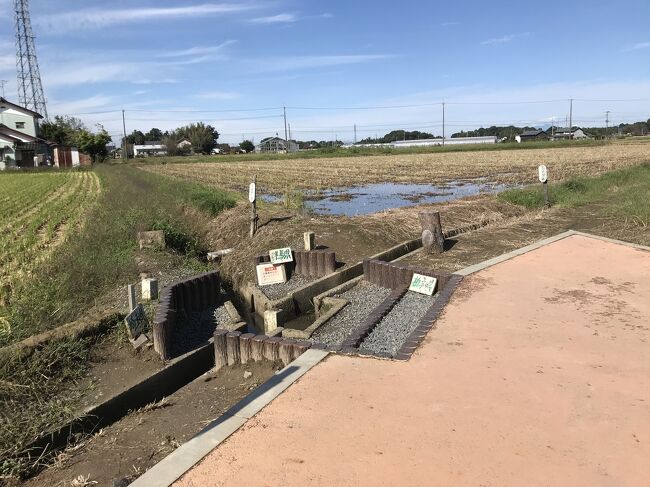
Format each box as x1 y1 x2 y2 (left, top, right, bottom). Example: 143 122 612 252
538 164 549 208
249 176 258 237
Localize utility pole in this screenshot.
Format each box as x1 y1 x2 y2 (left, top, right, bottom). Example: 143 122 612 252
605 110 610 139
0 80 7 97
283 106 289 153
442 102 446 146
122 108 127 161
568 98 573 140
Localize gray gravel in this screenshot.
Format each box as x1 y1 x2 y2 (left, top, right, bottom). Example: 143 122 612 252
360 292 435 356
258 273 316 300
170 290 230 358
311 282 390 348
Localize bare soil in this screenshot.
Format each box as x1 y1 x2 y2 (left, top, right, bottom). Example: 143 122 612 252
21 361 276 487
401 202 649 271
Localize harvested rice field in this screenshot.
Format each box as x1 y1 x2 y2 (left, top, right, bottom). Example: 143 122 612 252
141 141 648 193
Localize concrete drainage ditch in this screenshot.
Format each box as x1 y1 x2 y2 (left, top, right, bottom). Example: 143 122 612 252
21 212 492 481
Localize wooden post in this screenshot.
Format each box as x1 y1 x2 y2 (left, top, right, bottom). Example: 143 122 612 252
279 339 296 365
324 251 336 275
292 340 311 357
240 333 255 364
251 335 266 361
249 175 258 238
263 336 282 362
304 232 315 251
543 181 550 208
226 331 242 366
419 211 445 253
214 329 229 372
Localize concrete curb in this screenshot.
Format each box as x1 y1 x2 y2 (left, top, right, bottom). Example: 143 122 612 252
130 349 329 487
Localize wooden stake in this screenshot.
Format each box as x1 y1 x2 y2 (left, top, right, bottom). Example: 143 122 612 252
226 331 242 366
251 335 266 361
249 175 258 238
279 339 296 365
214 329 228 372
239 333 255 364
419 211 445 253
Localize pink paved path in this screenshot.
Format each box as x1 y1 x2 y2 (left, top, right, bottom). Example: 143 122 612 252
177 235 650 486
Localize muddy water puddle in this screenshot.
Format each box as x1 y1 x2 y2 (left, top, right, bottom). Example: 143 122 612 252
264 180 511 216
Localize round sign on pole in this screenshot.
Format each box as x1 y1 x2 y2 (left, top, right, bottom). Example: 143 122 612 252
538 165 548 183
248 182 256 203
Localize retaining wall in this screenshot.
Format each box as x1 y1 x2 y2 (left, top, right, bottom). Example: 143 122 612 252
153 271 221 360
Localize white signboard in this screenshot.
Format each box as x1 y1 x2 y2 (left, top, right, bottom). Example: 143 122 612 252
248 182 256 203
269 247 293 264
256 263 287 286
538 165 548 183
409 273 437 296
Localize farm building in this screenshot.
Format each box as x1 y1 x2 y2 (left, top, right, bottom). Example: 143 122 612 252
134 142 167 157
255 136 299 153
348 136 497 149
0 97 50 169
177 137 192 150
549 127 589 140
515 130 548 143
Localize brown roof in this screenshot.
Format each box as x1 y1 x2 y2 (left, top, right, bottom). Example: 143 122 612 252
0 97 44 119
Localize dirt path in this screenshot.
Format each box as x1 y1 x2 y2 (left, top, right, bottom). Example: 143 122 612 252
22 362 276 487
176 235 650 486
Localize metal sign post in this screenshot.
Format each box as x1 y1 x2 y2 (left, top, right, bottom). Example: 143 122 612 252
538 165 549 208
249 175 258 238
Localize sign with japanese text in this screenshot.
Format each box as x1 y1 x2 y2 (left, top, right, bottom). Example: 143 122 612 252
409 273 437 296
269 247 293 265
256 263 287 286
538 165 548 183
249 182 256 203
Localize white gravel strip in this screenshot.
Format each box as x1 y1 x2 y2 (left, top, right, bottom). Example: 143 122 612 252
360 291 435 356
311 281 390 348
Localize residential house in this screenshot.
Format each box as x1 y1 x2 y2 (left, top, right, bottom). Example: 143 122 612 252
133 141 167 157
515 130 548 143
0 97 50 169
548 127 589 140
177 137 192 150
255 136 299 153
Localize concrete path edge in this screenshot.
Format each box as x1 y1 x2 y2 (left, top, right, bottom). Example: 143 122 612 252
129 349 329 487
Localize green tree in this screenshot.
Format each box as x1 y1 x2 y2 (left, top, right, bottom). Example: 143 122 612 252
74 126 112 162
39 116 85 145
240 140 255 153
176 123 219 154
144 128 163 141
125 130 145 145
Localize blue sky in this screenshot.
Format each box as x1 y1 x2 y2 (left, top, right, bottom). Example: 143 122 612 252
1 0 650 143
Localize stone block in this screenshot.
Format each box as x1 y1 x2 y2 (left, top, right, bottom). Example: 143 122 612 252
141 278 159 301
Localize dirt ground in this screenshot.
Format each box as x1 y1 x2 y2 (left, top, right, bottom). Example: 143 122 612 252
76 335 162 411
212 194 525 287
400 201 649 272
21 361 276 487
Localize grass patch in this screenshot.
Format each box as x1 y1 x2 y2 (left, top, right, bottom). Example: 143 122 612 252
499 163 650 226
1 165 236 346
0 336 96 477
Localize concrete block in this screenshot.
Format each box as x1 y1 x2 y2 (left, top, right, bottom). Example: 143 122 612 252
304 232 315 251
141 278 159 301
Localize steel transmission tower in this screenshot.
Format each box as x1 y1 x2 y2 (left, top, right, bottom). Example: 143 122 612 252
14 0 48 119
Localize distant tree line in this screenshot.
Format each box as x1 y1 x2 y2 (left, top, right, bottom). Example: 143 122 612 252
359 130 437 144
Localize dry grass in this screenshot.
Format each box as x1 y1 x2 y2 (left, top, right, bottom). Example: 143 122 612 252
141 141 649 194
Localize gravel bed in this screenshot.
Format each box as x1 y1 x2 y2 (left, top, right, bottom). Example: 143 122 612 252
360 292 435 356
170 290 230 358
257 274 316 300
311 281 390 348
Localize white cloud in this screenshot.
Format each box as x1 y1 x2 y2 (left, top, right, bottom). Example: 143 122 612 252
249 54 393 73
480 34 516 45
195 91 241 100
158 41 237 58
48 94 115 115
249 13 298 24
623 41 650 51
441 21 459 27
35 3 260 31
